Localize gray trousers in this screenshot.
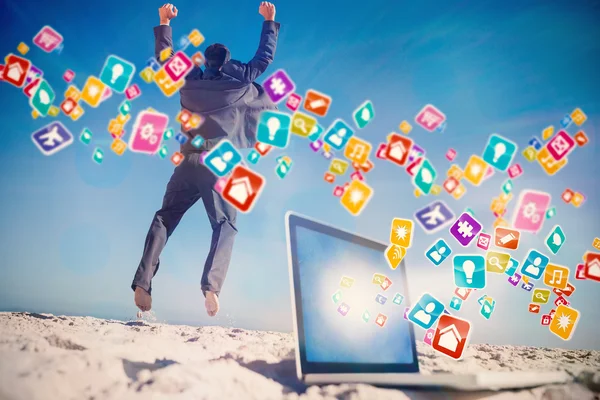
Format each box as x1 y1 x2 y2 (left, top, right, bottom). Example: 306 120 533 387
131 152 237 297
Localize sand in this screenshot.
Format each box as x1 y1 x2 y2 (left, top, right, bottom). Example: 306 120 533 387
0 312 598 400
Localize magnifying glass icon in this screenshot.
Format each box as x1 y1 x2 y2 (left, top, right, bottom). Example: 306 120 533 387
535 292 547 301
294 118 307 133
488 256 502 270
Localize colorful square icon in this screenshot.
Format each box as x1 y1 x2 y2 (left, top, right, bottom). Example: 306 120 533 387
408 293 445 329
453 255 486 289
545 225 566 255
125 84 142 100
425 239 452 266
505 258 519 277
480 300 495 319
543 264 570 290
529 303 541 314
31 122 73 156
375 294 388 305
560 114 572 128
290 111 317 137
454 288 472 301
522 146 537 162
110 138 127 155
285 93 302 112
4 54 30 87
584 252 600 281
385 244 406 270
353 100 375 129
512 190 551 233
263 69 295 103
307 123 324 142
153 68 181 97
340 276 355 288
463 155 488 186
69 105 84 121
413 159 437 195
380 276 392 291
139 67 154 83
482 134 517 172
443 177 459 193
414 201 456 234
574 131 588 147
392 293 404 305
340 179 373 216
570 108 587 126
128 110 169 154
415 104 446 132
170 151 185 166
303 89 331 117
375 313 388 327
175 133 188 144
390 218 414 248
332 290 342 304
449 212 482 247
549 305 579 341
323 119 354 151
476 233 491 250
494 227 520 250
532 288 550 304
361 309 370 322
520 249 550 280
256 110 292 148
92 147 104 164
449 297 462 311
33 26 63 52
385 134 413 166
546 130 575 161
29 79 55 117
337 302 350 316
163 51 193 82
329 158 349 175
275 159 292 179
17 42 29 55
81 76 106 108
536 146 568 176
432 314 471 360
204 139 242 177
99 55 136 93
399 120 412 134
445 148 457 161
80 128 92 145
508 164 523 179
344 137 371 165
247 149 260 164
221 165 265 213
485 251 511 274
508 273 522 286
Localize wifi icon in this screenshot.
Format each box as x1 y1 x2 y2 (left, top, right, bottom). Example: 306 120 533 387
385 244 406 270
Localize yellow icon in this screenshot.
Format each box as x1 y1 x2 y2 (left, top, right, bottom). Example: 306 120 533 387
430 184 441 196
159 47 172 62
542 125 554 141
399 121 412 134
290 112 317 137
571 193 584 207
414 189 422 198
108 119 123 135
69 105 84 121
140 67 155 83
154 68 182 97
386 132 397 143
447 164 464 181
372 273 386 284
543 264 570 290
344 137 371 164
390 218 414 248
323 143 331 153
570 108 587 126
116 113 131 125
65 85 81 102
485 251 511 273
593 238 600 251
48 106 60 117
536 146 568 176
532 289 551 304
190 114 204 128
522 275 529 284
549 305 579 341
490 198 506 215
188 29 205 47
498 192 513 203
31 110 39 119
17 42 29 55
385 244 406 270
81 76 106 108
452 184 466 200
484 296 494 304
340 276 355 288
493 217 509 229
522 146 537 162
329 158 349 175
340 179 373 216
111 139 127 155
463 155 488 186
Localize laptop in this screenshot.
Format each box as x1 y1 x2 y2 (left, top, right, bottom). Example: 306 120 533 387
284 211 571 391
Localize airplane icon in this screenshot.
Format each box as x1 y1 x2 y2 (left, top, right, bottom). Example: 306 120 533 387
31 122 73 156
39 126 65 147
414 201 455 234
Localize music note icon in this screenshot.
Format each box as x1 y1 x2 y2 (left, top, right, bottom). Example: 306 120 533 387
544 264 569 289
345 137 371 163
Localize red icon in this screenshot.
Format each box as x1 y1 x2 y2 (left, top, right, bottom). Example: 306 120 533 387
507 164 523 179
3 54 31 87
575 264 587 280
125 84 142 100
385 134 413 166
380 277 392 291
222 165 265 213
445 148 457 161
324 172 335 183
170 151 184 166
574 131 588 147
375 313 388 327
405 157 423 177
553 283 575 297
355 160 374 173
23 78 40 97
494 227 520 250
254 142 272 156
303 89 332 117
63 69 75 83
443 177 459 194
350 170 364 181
0 64 5 81
375 143 388 159
454 287 472 301
554 296 569 307
561 189 574 203
432 314 471 360
285 93 302 112
333 186 345 197
546 130 576 161
541 315 551 326
164 51 193 82
191 52 205 67
584 252 600 282
528 304 540 314
60 98 77 115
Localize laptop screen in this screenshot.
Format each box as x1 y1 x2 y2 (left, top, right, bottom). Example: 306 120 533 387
287 213 420 374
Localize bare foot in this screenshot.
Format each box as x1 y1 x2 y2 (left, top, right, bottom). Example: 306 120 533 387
205 291 220 317
134 286 152 312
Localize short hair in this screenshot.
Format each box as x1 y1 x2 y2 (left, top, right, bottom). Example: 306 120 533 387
205 43 230 69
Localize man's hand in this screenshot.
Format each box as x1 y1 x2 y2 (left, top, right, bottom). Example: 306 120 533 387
159 3 178 25
259 2 276 21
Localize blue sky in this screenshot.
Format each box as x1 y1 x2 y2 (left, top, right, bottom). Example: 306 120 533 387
0 0 599 351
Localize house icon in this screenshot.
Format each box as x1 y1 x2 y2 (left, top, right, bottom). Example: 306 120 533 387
6 62 24 82
227 177 254 205
586 258 600 280
437 324 462 353
388 141 407 162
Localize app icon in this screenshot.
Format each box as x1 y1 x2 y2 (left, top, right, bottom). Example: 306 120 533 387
390 218 414 248
263 69 295 103
449 297 462 311
443 177 459 193
399 120 412 134
425 239 452 266
332 290 342 304
521 281 534 291
571 193 585 207
543 264 569 290
204 139 242 177
140 67 154 83
3 54 30 87
505 258 519 276
329 158 349 175
512 190 551 233
153 68 184 97
163 51 193 82
554 283 576 297
375 313 388 327
17 42 29 55
385 133 413 166
362 310 371 322
256 111 291 148
303 89 331 116
344 137 371 164
546 130 575 161
128 110 169 154
545 225 566 255
110 139 127 156
482 134 517 171
549 305 579 341
480 300 495 320
353 100 375 129
406 158 423 177
285 93 302 111
560 114 572 128
247 150 260 164
529 304 540 313
574 131 589 147
508 273 522 286
275 159 292 179
100 55 135 93
414 201 455 234
449 213 482 247
80 128 92 145
33 26 63 52
445 148 457 161
339 276 354 288
81 76 106 108
494 227 520 250
423 328 435 346
372 274 385 285
29 79 55 116
307 124 324 143
536 146 568 176
453 255 486 289
340 179 372 216
380 276 392 291
290 111 317 138
408 293 445 329
570 108 587 126
413 159 437 195
454 287 472 301
415 104 446 132
323 119 354 151
385 244 406 270
432 314 471 360
222 165 265 213
407 144 425 164
190 135 205 149
337 302 350 316
125 84 141 100
31 122 73 156
584 252 600 281
532 288 550 304
476 233 491 250
520 249 550 280
463 155 488 186
92 147 104 164
174 133 188 145
554 296 570 307
157 146 168 159
375 294 388 305
485 251 510 274
522 146 537 162
393 293 404 305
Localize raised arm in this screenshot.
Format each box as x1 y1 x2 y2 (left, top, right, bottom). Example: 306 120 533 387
153 3 178 63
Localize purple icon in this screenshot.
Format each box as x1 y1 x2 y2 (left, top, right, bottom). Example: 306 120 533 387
449 212 482 247
26 65 43 85
521 281 534 291
309 139 323 152
262 69 295 104
337 302 350 316
414 201 456 234
423 328 435 345
322 149 334 159
508 273 522 287
375 294 387 305
403 307 410 320
31 122 74 156
408 144 426 164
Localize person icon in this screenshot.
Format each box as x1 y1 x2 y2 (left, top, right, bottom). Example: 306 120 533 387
210 151 233 172
429 246 446 263
525 256 542 277
329 127 347 147
414 302 436 326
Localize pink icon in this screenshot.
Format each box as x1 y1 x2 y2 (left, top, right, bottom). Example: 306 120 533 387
128 110 169 154
333 186 345 197
376 143 388 159
403 307 410 320
415 104 446 132
547 130 575 161
423 328 435 346
63 69 75 83
575 264 587 280
508 164 523 179
445 148 457 161
125 84 142 100
285 93 302 112
164 51 193 82
33 26 63 53
483 166 495 181
101 86 112 102
476 233 491 250
512 190 551 233
214 176 229 194
350 170 364 181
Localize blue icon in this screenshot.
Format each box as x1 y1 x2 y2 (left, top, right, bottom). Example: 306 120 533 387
175 133 188 144
323 119 354 150
100 55 136 93
31 122 73 156
29 79 55 117
505 258 519 277
453 255 486 289
393 293 404 305
177 35 191 50
480 300 495 320
408 293 444 330
436 120 447 133
203 139 242 177
256 111 292 148
449 296 462 311
528 137 543 151
482 134 518 172
146 57 161 72
425 239 452 266
520 250 549 280
501 179 513 194
414 201 455 234
545 225 565 255
413 159 437 195
560 114 572 128
375 294 387 305
276 160 292 179
247 150 260 164
307 124 324 142
521 281 534 291
191 136 205 149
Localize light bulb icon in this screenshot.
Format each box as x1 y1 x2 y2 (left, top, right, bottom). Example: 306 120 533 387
492 142 506 163
266 117 280 141
110 63 124 84
463 260 475 284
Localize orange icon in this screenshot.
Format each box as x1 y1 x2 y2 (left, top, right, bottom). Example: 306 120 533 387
463 155 488 186
116 113 131 125
170 151 185 166
188 29 205 47
543 264 570 290
593 238 600 251
69 105 84 121
385 244 406 270
340 179 373 216
399 120 412 134
324 172 335 183
154 68 184 97
303 89 332 117
108 119 123 136
390 218 414 248
494 227 520 250
80 76 106 107
64 85 81 102
542 125 554 141
493 217 509 229
537 146 567 176
432 314 471 360
549 305 579 340
574 131 588 147
447 164 464 181
452 184 467 200
110 139 127 155
571 193 584 207
344 137 371 164
570 108 587 126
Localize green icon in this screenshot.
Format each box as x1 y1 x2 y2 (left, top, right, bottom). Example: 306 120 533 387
545 225 565 255
413 159 437 195
332 290 342 304
464 208 476 217
191 135 205 149
157 146 168 159
352 100 375 129
393 293 404 305
119 100 131 116
247 150 260 164
546 207 556 219
502 179 513 194
276 160 292 179
362 310 371 322
99 55 136 93
92 148 104 164
480 300 495 320
163 128 175 141
80 128 92 145
29 79 55 116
